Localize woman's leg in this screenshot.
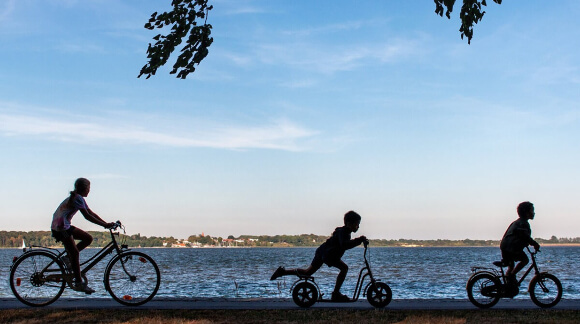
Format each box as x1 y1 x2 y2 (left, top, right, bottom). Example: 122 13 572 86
70 227 93 252
60 235 82 282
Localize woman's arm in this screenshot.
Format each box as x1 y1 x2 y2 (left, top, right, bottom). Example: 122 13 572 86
79 208 111 228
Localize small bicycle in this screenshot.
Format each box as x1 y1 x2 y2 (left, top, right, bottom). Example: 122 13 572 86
290 241 392 308
466 247 562 308
9 221 160 307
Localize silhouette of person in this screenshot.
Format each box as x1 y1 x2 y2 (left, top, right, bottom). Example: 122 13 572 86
500 201 540 289
270 210 367 302
51 178 115 294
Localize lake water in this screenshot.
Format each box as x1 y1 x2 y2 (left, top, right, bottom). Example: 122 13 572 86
1 246 578 300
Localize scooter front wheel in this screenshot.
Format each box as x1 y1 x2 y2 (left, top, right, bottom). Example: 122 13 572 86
292 281 318 308
366 282 392 308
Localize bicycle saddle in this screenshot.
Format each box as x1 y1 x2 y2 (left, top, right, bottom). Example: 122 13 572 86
493 260 509 267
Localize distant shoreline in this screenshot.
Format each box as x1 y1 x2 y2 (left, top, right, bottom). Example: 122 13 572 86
3 243 580 249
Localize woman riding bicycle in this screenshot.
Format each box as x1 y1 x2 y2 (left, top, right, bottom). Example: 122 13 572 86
51 178 115 293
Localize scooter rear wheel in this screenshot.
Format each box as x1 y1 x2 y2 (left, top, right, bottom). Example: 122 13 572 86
292 281 318 308
366 282 392 308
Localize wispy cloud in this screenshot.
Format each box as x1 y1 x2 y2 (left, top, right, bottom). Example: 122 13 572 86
214 0 268 16
86 173 129 180
254 38 419 74
280 19 386 37
0 108 319 151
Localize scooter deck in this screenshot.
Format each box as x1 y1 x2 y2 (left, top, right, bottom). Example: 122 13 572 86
316 294 358 303
317 298 357 303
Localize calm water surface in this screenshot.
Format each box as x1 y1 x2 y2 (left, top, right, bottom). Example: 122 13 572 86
1 246 578 300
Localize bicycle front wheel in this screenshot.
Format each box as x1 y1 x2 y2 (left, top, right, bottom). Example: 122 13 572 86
529 273 562 308
104 251 160 306
9 250 66 307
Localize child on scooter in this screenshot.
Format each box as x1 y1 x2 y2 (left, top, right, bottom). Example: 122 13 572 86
270 210 367 302
500 201 540 288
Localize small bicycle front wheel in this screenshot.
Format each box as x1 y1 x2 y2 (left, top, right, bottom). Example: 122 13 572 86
366 282 392 308
466 273 501 309
529 273 562 308
104 251 160 306
9 250 66 307
292 281 318 308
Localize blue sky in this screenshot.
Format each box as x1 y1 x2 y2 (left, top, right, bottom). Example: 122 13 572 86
1 0 579 240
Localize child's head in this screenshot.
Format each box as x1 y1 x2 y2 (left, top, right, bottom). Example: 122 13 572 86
74 178 91 197
344 210 361 232
517 201 535 219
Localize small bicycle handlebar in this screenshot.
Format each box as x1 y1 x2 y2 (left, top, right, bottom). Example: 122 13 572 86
526 246 540 255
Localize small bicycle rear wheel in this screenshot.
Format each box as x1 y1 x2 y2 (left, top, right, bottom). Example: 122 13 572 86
366 282 392 308
104 251 160 306
529 273 562 308
466 273 501 308
292 281 318 308
9 250 66 307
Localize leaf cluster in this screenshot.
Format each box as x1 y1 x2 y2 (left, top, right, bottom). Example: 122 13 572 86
434 0 502 44
139 0 214 79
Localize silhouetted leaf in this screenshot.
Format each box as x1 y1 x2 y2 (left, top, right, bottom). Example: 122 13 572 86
139 0 213 79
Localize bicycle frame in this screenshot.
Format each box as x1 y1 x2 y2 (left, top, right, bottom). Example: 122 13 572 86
470 247 542 291
497 247 541 287
14 224 130 287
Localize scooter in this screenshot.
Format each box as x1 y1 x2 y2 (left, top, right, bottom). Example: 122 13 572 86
290 241 392 308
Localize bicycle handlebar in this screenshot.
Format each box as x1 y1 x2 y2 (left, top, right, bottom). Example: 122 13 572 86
526 246 540 255
109 221 123 231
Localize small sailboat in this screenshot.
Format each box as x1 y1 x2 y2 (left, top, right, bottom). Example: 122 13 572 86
21 239 26 251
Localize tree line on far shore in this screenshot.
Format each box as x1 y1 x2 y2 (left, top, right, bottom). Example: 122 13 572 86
1 231 579 248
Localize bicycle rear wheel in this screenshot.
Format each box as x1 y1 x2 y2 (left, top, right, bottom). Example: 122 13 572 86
529 273 562 308
10 250 66 307
466 273 501 308
104 251 160 306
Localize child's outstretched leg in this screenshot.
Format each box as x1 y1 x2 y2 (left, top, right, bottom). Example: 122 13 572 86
270 265 317 280
331 261 350 302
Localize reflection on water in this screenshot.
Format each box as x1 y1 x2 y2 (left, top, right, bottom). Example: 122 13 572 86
1 246 578 299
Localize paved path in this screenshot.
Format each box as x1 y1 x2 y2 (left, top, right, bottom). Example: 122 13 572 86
1 298 579 310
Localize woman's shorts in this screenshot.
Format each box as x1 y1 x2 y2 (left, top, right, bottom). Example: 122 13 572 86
51 226 76 243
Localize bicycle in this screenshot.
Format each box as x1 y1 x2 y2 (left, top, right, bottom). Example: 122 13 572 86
466 247 562 308
9 221 160 307
290 240 392 308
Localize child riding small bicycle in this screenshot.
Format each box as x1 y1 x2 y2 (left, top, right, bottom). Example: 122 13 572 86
270 210 367 302
500 201 540 291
